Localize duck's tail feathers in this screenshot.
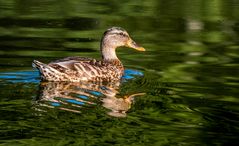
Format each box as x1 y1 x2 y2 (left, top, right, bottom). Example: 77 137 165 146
32 60 48 76
32 60 46 69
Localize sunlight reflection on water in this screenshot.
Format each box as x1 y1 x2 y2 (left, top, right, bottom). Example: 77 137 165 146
0 70 40 83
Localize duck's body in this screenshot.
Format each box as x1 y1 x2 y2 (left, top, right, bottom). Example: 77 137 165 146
33 27 145 82
33 57 123 82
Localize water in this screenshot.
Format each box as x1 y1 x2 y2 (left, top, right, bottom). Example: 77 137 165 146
1 0 239 145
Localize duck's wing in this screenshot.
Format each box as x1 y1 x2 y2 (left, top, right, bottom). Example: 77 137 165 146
33 56 123 81
49 56 93 64
48 56 106 78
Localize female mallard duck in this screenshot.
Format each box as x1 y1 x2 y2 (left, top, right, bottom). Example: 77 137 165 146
32 27 145 82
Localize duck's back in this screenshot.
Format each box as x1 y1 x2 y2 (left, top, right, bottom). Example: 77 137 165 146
33 57 124 82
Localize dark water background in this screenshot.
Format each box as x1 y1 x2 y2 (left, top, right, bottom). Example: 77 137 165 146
0 0 239 145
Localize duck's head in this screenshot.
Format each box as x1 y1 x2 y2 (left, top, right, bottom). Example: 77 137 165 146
101 27 145 60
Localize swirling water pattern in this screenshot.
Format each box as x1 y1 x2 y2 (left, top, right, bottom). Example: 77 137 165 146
0 0 239 145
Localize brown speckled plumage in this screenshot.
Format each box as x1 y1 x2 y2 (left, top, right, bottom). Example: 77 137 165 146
32 27 145 82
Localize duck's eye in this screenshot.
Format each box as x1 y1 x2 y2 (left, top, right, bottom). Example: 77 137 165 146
120 32 125 36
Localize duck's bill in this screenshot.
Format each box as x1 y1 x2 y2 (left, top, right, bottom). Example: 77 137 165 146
127 39 146 51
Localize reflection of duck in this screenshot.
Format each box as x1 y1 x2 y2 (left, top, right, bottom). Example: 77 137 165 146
34 81 145 117
32 27 145 82
102 93 145 117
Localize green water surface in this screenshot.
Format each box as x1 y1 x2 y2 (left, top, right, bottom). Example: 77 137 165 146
0 0 239 146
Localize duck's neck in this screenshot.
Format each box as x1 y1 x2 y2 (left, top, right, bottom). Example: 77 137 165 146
101 47 118 61
100 38 119 61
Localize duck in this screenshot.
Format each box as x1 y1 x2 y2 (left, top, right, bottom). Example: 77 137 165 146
32 27 145 82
